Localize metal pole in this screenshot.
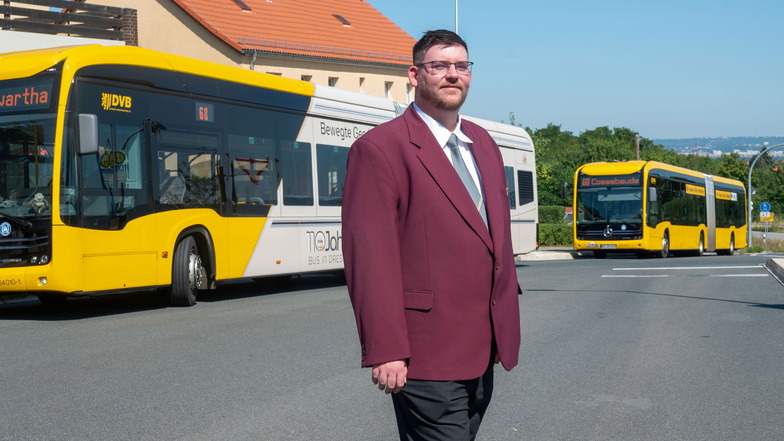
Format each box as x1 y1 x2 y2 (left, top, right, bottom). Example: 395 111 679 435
635 135 640 160
455 0 459 34
747 143 784 247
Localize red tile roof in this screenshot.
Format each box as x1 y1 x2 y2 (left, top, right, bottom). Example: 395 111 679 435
171 0 416 66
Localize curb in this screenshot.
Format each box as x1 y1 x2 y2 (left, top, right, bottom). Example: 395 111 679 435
517 248 587 261
765 258 784 286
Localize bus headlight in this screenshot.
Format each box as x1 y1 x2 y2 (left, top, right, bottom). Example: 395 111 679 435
29 255 50 265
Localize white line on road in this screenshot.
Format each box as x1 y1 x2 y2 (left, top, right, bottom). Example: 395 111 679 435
603 274 768 278
612 266 762 271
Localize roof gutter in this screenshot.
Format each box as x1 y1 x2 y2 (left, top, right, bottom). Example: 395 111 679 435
241 49 409 70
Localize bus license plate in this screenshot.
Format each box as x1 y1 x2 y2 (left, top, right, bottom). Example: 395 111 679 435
600 244 617 249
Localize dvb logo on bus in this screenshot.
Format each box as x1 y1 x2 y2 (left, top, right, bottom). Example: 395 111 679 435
101 93 133 112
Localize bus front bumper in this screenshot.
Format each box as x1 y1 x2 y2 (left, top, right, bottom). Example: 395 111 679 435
574 240 646 252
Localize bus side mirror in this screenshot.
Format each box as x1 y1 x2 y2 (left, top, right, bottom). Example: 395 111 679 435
561 181 572 199
648 187 657 202
78 114 99 155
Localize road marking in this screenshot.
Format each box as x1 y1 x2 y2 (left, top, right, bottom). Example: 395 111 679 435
612 266 762 271
603 274 768 278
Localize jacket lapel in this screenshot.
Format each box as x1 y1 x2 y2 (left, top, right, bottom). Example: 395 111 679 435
463 122 505 250
403 108 493 252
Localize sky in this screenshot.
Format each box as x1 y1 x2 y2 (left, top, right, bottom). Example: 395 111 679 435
369 0 784 139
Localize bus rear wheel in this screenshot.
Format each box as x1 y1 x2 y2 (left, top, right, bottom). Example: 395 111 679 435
169 236 204 306
718 235 735 256
658 232 670 258
695 233 705 257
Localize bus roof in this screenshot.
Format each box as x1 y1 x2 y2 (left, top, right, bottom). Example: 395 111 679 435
463 115 533 151
577 160 744 188
0 44 314 97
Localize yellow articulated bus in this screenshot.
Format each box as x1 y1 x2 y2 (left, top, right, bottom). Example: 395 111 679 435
0 45 537 306
572 161 747 258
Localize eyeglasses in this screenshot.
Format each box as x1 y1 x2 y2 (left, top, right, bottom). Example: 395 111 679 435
416 60 473 76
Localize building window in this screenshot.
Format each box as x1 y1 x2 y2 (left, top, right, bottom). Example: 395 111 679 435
384 81 393 100
328 77 339 87
407 84 413 104
301 75 312 82
359 77 366 94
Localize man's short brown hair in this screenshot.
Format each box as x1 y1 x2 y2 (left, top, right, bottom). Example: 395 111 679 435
412 29 469 66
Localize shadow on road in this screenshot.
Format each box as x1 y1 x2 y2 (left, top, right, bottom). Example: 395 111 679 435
0 271 347 321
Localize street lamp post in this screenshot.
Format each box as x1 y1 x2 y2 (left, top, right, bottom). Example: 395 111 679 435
747 143 784 247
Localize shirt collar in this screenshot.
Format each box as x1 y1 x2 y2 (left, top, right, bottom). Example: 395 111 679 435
412 103 473 148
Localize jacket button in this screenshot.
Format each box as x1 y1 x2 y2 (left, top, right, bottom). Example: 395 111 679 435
495 263 500 270
492 298 497 306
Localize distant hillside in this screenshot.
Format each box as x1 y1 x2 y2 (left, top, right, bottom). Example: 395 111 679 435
654 136 784 156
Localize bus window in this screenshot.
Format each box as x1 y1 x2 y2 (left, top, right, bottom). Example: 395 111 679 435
78 121 150 229
316 144 348 206
504 166 516 209
157 148 221 211
280 141 313 206
229 135 278 216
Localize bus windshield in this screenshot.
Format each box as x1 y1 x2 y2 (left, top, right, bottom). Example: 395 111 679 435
0 113 55 220
577 186 642 225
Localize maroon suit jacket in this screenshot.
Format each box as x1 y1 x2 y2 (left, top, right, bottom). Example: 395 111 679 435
342 106 521 381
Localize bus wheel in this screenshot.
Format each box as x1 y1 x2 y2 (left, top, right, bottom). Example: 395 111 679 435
719 235 735 256
594 250 607 259
696 233 705 257
170 236 204 306
659 232 670 258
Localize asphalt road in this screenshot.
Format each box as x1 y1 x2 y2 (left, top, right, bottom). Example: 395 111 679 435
1 253 783 440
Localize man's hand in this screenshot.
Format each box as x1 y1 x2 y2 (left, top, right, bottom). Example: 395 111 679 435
372 360 407 394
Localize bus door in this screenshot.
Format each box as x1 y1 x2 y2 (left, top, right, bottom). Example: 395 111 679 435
704 175 716 251
79 116 158 292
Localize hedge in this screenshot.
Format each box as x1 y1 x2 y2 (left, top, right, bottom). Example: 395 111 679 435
538 205 572 247
539 223 572 246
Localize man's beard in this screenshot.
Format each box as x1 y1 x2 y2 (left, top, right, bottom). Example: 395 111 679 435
420 83 469 111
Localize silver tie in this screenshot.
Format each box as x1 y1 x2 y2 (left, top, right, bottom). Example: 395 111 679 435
447 134 487 227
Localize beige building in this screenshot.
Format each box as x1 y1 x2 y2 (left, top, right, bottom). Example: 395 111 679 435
97 0 416 103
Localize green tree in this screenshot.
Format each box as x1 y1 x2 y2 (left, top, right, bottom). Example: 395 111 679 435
530 124 580 206
716 152 748 184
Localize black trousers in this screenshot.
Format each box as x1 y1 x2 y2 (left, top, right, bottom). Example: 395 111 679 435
391 360 495 441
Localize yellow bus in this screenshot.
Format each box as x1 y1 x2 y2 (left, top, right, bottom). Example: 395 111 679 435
572 161 746 258
0 45 537 305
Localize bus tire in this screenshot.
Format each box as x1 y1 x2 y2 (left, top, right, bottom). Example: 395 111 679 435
658 231 670 258
695 233 704 257
719 235 735 256
170 236 203 306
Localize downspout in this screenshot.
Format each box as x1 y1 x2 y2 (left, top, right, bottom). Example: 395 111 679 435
249 51 257 71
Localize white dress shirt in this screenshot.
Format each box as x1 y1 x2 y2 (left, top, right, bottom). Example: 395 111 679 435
412 103 485 195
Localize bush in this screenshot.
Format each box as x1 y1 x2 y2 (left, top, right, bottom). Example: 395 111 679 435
539 205 567 224
539 223 573 247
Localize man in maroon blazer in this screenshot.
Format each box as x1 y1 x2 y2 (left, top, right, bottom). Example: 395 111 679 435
342 29 521 440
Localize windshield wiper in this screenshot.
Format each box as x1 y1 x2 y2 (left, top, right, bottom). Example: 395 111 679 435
0 211 32 231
